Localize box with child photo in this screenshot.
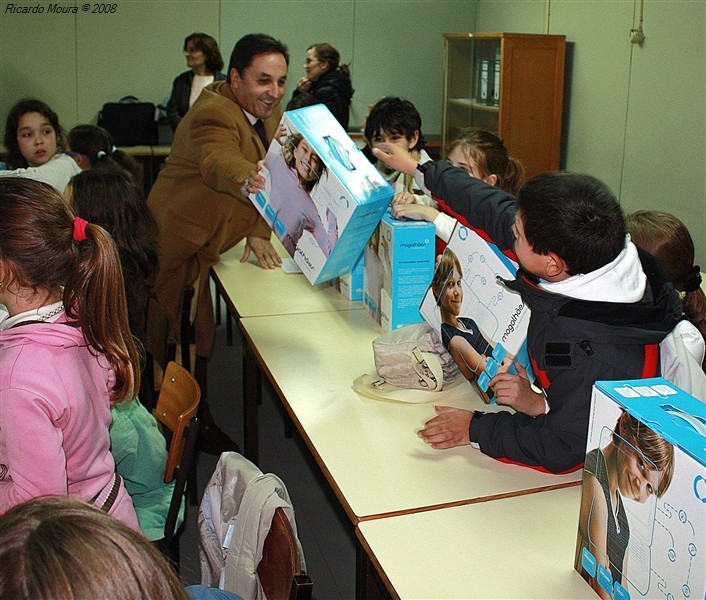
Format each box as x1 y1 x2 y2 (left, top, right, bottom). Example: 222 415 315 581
575 378 705 600
248 105 393 285
418 222 534 403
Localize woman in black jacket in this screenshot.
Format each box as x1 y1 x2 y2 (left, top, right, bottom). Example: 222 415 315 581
287 43 354 130
166 33 225 131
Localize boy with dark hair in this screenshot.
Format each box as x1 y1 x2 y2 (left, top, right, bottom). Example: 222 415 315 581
364 96 431 206
372 145 684 473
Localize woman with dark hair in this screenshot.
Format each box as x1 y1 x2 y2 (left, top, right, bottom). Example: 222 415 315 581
167 32 226 131
287 42 353 129
1 98 81 193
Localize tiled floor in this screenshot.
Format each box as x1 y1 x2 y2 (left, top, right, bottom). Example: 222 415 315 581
178 314 357 599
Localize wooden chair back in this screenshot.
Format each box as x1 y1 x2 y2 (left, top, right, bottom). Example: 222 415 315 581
257 507 313 600
153 361 200 483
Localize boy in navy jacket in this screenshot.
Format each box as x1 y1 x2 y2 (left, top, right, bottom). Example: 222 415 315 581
374 147 683 473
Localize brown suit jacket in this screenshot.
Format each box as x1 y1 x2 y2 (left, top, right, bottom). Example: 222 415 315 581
147 80 281 355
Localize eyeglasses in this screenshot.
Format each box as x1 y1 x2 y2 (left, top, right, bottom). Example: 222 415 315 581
304 58 320 65
184 47 201 54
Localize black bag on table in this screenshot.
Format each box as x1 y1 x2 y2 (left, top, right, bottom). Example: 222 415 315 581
98 96 158 146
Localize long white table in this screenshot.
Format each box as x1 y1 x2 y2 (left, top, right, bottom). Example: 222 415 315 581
356 486 589 599
239 309 581 524
211 239 362 320
211 239 365 460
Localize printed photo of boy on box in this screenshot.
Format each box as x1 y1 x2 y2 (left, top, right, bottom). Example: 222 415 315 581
575 411 674 599
260 126 338 256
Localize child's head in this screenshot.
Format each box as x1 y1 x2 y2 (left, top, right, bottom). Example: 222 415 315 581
0 178 140 403
612 411 675 501
515 171 626 278
626 210 702 294
626 210 706 351
67 124 142 183
364 96 424 153
3 98 65 169
0 496 189 600
282 133 327 192
447 128 525 195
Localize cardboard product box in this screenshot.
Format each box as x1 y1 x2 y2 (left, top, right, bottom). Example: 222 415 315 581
418 222 533 403
575 378 706 600
249 105 393 285
363 212 435 331
334 250 365 301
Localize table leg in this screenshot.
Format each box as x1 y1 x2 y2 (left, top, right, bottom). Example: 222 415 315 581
243 341 260 464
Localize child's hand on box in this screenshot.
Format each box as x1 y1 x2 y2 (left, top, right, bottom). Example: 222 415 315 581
393 202 439 223
490 364 546 417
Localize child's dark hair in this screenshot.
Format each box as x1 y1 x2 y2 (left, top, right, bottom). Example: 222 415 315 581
364 96 425 151
448 128 525 195
70 168 158 342
183 32 224 73
67 125 142 184
3 98 65 169
517 171 626 275
626 210 706 368
0 178 141 403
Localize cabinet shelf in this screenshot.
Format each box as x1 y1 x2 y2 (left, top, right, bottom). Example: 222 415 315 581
448 98 499 112
442 32 566 178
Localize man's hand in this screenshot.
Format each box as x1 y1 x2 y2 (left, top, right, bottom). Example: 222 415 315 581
241 236 281 269
418 406 472 449
490 363 545 417
372 143 419 175
243 162 266 196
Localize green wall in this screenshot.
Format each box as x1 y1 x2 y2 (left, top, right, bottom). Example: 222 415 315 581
475 0 705 266
1 0 703 264
0 0 476 135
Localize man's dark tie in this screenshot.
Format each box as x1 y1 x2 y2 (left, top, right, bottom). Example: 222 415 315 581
254 119 268 149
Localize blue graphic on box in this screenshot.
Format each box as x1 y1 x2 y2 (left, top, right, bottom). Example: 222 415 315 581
363 212 435 330
419 223 533 403
248 105 393 285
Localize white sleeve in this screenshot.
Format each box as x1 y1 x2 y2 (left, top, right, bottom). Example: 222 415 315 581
0 154 81 193
433 212 457 243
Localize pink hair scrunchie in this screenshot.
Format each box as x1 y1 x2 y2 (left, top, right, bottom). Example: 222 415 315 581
73 217 89 242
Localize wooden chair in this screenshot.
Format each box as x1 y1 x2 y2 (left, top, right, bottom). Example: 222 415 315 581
258 507 313 600
153 361 201 566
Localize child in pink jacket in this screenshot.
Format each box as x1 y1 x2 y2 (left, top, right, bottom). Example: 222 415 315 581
0 178 139 529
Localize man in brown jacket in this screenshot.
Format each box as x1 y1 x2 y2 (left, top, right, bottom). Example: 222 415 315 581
147 34 288 452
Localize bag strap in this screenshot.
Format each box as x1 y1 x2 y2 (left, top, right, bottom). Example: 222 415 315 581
411 348 443 391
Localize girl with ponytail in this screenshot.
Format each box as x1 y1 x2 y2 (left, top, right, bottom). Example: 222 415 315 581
0 178 140 528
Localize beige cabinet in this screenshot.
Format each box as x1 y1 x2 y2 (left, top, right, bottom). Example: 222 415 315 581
442 33 566 179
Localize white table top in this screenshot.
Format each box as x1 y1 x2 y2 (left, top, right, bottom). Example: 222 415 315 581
239 309 582 524
357 485 589 599
212 239 362 318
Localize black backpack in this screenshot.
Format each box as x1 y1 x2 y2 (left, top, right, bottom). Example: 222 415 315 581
98 96 158 146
